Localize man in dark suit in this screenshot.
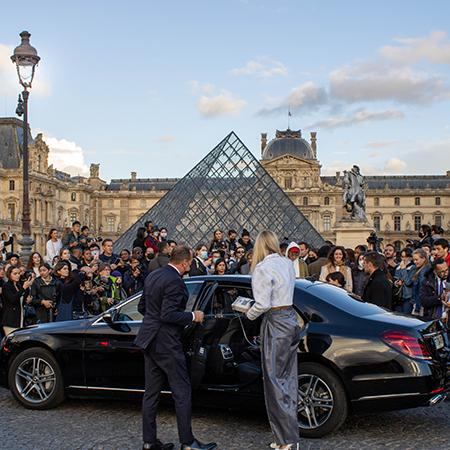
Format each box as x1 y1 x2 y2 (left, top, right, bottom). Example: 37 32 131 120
134 245 217 450
363 251 393 309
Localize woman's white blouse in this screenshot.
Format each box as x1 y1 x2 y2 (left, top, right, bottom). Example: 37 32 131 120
46 239 62 263
247 253 296 321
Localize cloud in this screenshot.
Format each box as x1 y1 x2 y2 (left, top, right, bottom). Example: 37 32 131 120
156 133 173 143
308 108 405 129
198 91 246 117
106 150 143 155
230 58 289 78
329 66 449 105
0 44 14 76
338 140 352 146
364 140 397 148
370 151 382 157
321 161 384 176
257 82 327 116
384 157 407 172
35 128 89 177
380 31 450 65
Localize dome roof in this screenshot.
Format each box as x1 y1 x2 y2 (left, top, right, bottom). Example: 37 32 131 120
261 129 314 161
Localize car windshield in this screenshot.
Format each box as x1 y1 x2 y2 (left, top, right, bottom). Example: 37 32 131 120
305 282 390 317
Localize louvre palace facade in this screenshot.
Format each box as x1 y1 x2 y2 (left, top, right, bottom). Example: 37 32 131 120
0 117 448 255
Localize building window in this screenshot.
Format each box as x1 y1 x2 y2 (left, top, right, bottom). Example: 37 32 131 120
9 180 15 190
284 173 292 189
323 215 331 231
414 215 422 232
435 216 442 227
436 197 441 206
393 241 403 253
394 216 401 231
373 216 381 231
109 199 114 208
394 197 400 206
71 192 76 201
141 199 146 208
70 213 77 225
108 217 115 232
415 197 420 206
374 197 379 206
324 196 330 206
302 196 308 206
7 203 15 221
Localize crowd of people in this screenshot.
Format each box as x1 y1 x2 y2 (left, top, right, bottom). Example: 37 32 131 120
0 219 448 337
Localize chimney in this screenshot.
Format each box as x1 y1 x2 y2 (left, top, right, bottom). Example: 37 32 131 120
131 172 137 180
261 133 267 157
310 132 317 159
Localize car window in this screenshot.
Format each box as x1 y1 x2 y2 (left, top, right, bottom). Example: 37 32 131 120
204 286 253 317
115 297 143 322
185 282 203 311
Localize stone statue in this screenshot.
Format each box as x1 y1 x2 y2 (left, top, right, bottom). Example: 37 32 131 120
406 221 411 231
90 163 100 178
117 222 122 232
342 165 367 220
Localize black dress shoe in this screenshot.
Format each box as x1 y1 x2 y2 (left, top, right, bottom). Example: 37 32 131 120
180 439 217 450
143 440 175 450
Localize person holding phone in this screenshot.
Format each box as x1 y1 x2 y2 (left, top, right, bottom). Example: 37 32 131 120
99 239 121 270
2 265 33 334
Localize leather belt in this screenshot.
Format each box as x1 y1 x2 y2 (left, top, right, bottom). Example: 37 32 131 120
270 305 291 310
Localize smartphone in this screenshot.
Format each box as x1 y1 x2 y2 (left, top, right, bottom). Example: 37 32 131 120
208 255 213 260
92 250 100 259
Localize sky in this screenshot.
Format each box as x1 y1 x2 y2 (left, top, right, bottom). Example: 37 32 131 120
1 0 450 181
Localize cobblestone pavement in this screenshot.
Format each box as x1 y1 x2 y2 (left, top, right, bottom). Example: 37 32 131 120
1 387 450 450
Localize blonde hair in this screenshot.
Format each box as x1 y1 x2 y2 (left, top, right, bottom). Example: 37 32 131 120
251 230 282 272
412 248 429 280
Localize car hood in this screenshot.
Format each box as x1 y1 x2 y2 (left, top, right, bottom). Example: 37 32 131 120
12 317 96 336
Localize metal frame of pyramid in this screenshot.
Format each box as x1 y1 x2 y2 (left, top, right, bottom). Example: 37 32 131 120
114 132 325 251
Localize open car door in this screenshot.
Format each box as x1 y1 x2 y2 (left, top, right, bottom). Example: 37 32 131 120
182 282 218 389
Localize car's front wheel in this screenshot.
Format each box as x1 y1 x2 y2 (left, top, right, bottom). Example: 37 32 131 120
8 347 66 410
297 362 348 438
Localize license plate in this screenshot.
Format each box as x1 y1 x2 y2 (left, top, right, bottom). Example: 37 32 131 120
433 334 444 350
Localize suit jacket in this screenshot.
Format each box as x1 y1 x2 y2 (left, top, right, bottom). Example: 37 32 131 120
363 269 392 309
134 264 193 353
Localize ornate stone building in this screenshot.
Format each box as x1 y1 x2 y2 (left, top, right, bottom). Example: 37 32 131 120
0 116 448 256
260 129 450 250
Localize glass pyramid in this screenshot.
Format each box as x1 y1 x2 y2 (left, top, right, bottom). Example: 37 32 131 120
114 132 325 251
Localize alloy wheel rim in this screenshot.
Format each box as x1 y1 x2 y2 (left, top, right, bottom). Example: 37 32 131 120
298 373 334 429
15 357 56 403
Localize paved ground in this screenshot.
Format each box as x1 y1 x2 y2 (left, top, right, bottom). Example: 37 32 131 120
1 387 450 450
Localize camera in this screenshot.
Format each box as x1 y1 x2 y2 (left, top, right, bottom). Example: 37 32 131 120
87 236 103 244
367 231 383 252
406 238 419 247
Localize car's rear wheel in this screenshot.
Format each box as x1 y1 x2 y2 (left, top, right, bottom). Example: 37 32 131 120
297 362 348 438
8 347 66 410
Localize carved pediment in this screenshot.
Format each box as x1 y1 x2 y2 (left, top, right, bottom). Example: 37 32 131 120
262 153 320 168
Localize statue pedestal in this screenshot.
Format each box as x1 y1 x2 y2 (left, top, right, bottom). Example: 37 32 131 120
332 218 373 249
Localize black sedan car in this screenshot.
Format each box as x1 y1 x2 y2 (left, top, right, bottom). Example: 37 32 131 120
1 276 450 438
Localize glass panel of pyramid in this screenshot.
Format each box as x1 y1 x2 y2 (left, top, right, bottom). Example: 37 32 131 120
114 132 325 251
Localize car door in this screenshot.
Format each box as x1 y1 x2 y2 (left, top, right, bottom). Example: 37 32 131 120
83 295 145 390
183 281 263 391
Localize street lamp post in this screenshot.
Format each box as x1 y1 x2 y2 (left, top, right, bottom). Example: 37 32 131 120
11 31 40 261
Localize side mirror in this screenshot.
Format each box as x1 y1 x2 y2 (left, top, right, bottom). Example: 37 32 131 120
103 313 113 324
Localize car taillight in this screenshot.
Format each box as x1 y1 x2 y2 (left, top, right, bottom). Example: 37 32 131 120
379 330 432 360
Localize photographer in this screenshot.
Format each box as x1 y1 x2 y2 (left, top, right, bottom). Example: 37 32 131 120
124 258 146 297
0 227 14 257
62 221 82 252
30 263 60 323
407 224 433 250
367 231 383 253
80 226 102 251
76 266 97 317
93 263 120 311
393 248 414 314
148 241 170 273
56 269 89 321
